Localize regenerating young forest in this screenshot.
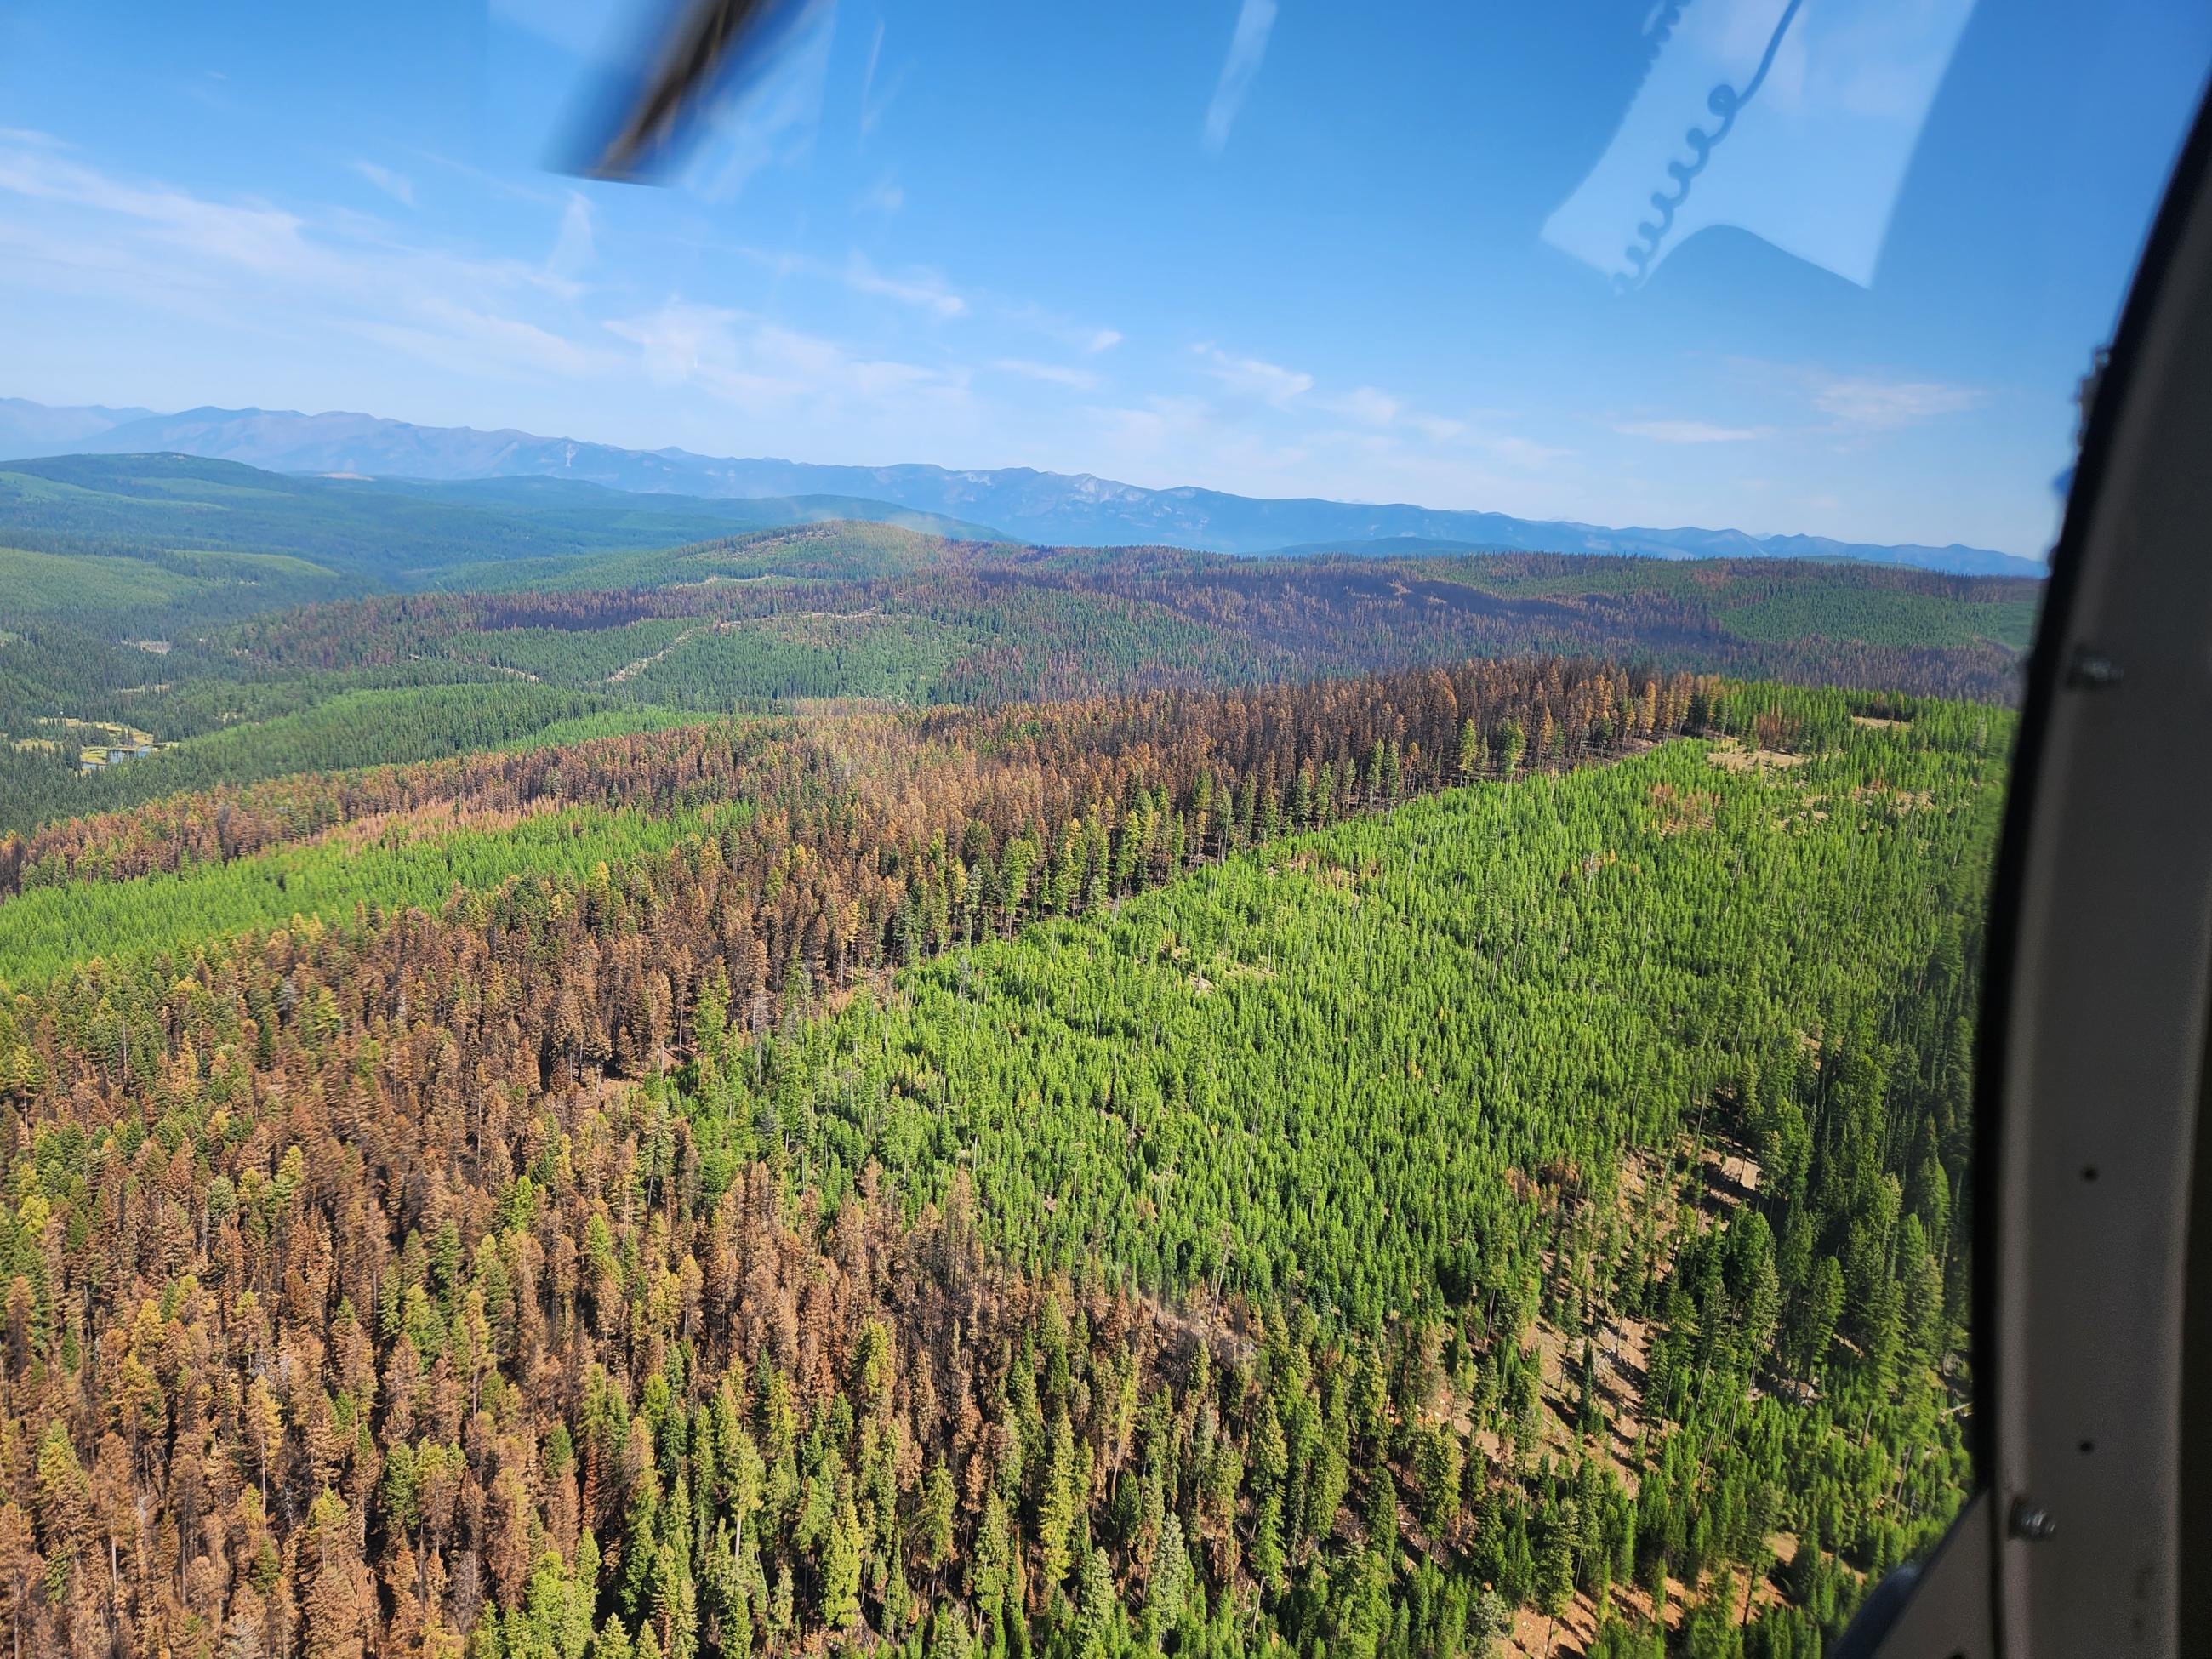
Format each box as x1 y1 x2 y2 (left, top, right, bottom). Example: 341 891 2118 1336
0 463 2015 1659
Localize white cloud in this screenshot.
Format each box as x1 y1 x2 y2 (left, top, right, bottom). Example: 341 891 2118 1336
844 251 964 318
351 162 415 208
0 145 319 277
1319 385 1401 426
549 191 595 277
1304 383 1559 468
1172 351 1567 484
1811 373 1983 430
715 241 971 318
1483 435 1574 469
1615 418 1761 443
607 298 965 415
1053 371 1585 516
858 176 904 214
0 132 1613 529
410 148 558 205
356 299 610 380
990 301 1120 355
1193 341 1311 405
609 299 790 401
1083 392 1313 486
858 20 907 142
992 358 1099 391
0 139 607 385
1203 0 1279 155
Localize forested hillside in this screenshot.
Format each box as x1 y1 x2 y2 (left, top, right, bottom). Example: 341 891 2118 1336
0 455 1004 584
0 657 1999 1658
0 446 2025 1658
2 494 2032 841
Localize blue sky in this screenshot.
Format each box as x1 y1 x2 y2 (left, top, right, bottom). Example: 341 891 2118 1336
1 0 2207 555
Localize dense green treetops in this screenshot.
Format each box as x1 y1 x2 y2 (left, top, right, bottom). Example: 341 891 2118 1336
0 661 1997 1658
0 442 2021 1659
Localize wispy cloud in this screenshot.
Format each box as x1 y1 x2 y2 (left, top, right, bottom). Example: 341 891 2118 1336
0 139 606 383
709 242 967 318
1727 358 1988 433
1194 341 1310 404
410 147 557 205
1179 351 1570 482
1084 392 1311 483
1305 383 1559 468
858 21 908 143
351 161 414 208
1811 373 1982 430
356 299 607 381
1484 435 1573 469
549 191 595 278
1070 386 1576 513
608 299 772 398
0 145 318 277
185 71 235 115
993 358 1099 391
844 251 965 318
858 176 904 214
1318 385 1401 426
1615 418 1760 443
1203 0 1279 155
607 298 968 418
990 300 1120 355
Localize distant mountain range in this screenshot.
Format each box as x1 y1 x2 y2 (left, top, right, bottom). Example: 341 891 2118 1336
0 397 2044 576
0 397 157 452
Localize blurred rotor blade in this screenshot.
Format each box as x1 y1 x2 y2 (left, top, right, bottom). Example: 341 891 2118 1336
562 0 814 184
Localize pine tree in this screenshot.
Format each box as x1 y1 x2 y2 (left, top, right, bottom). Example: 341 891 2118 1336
1141 1514 1188 1649
1036 1414 1081 1594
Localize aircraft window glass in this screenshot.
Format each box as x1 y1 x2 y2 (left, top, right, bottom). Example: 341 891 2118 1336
0 3 2204 1655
